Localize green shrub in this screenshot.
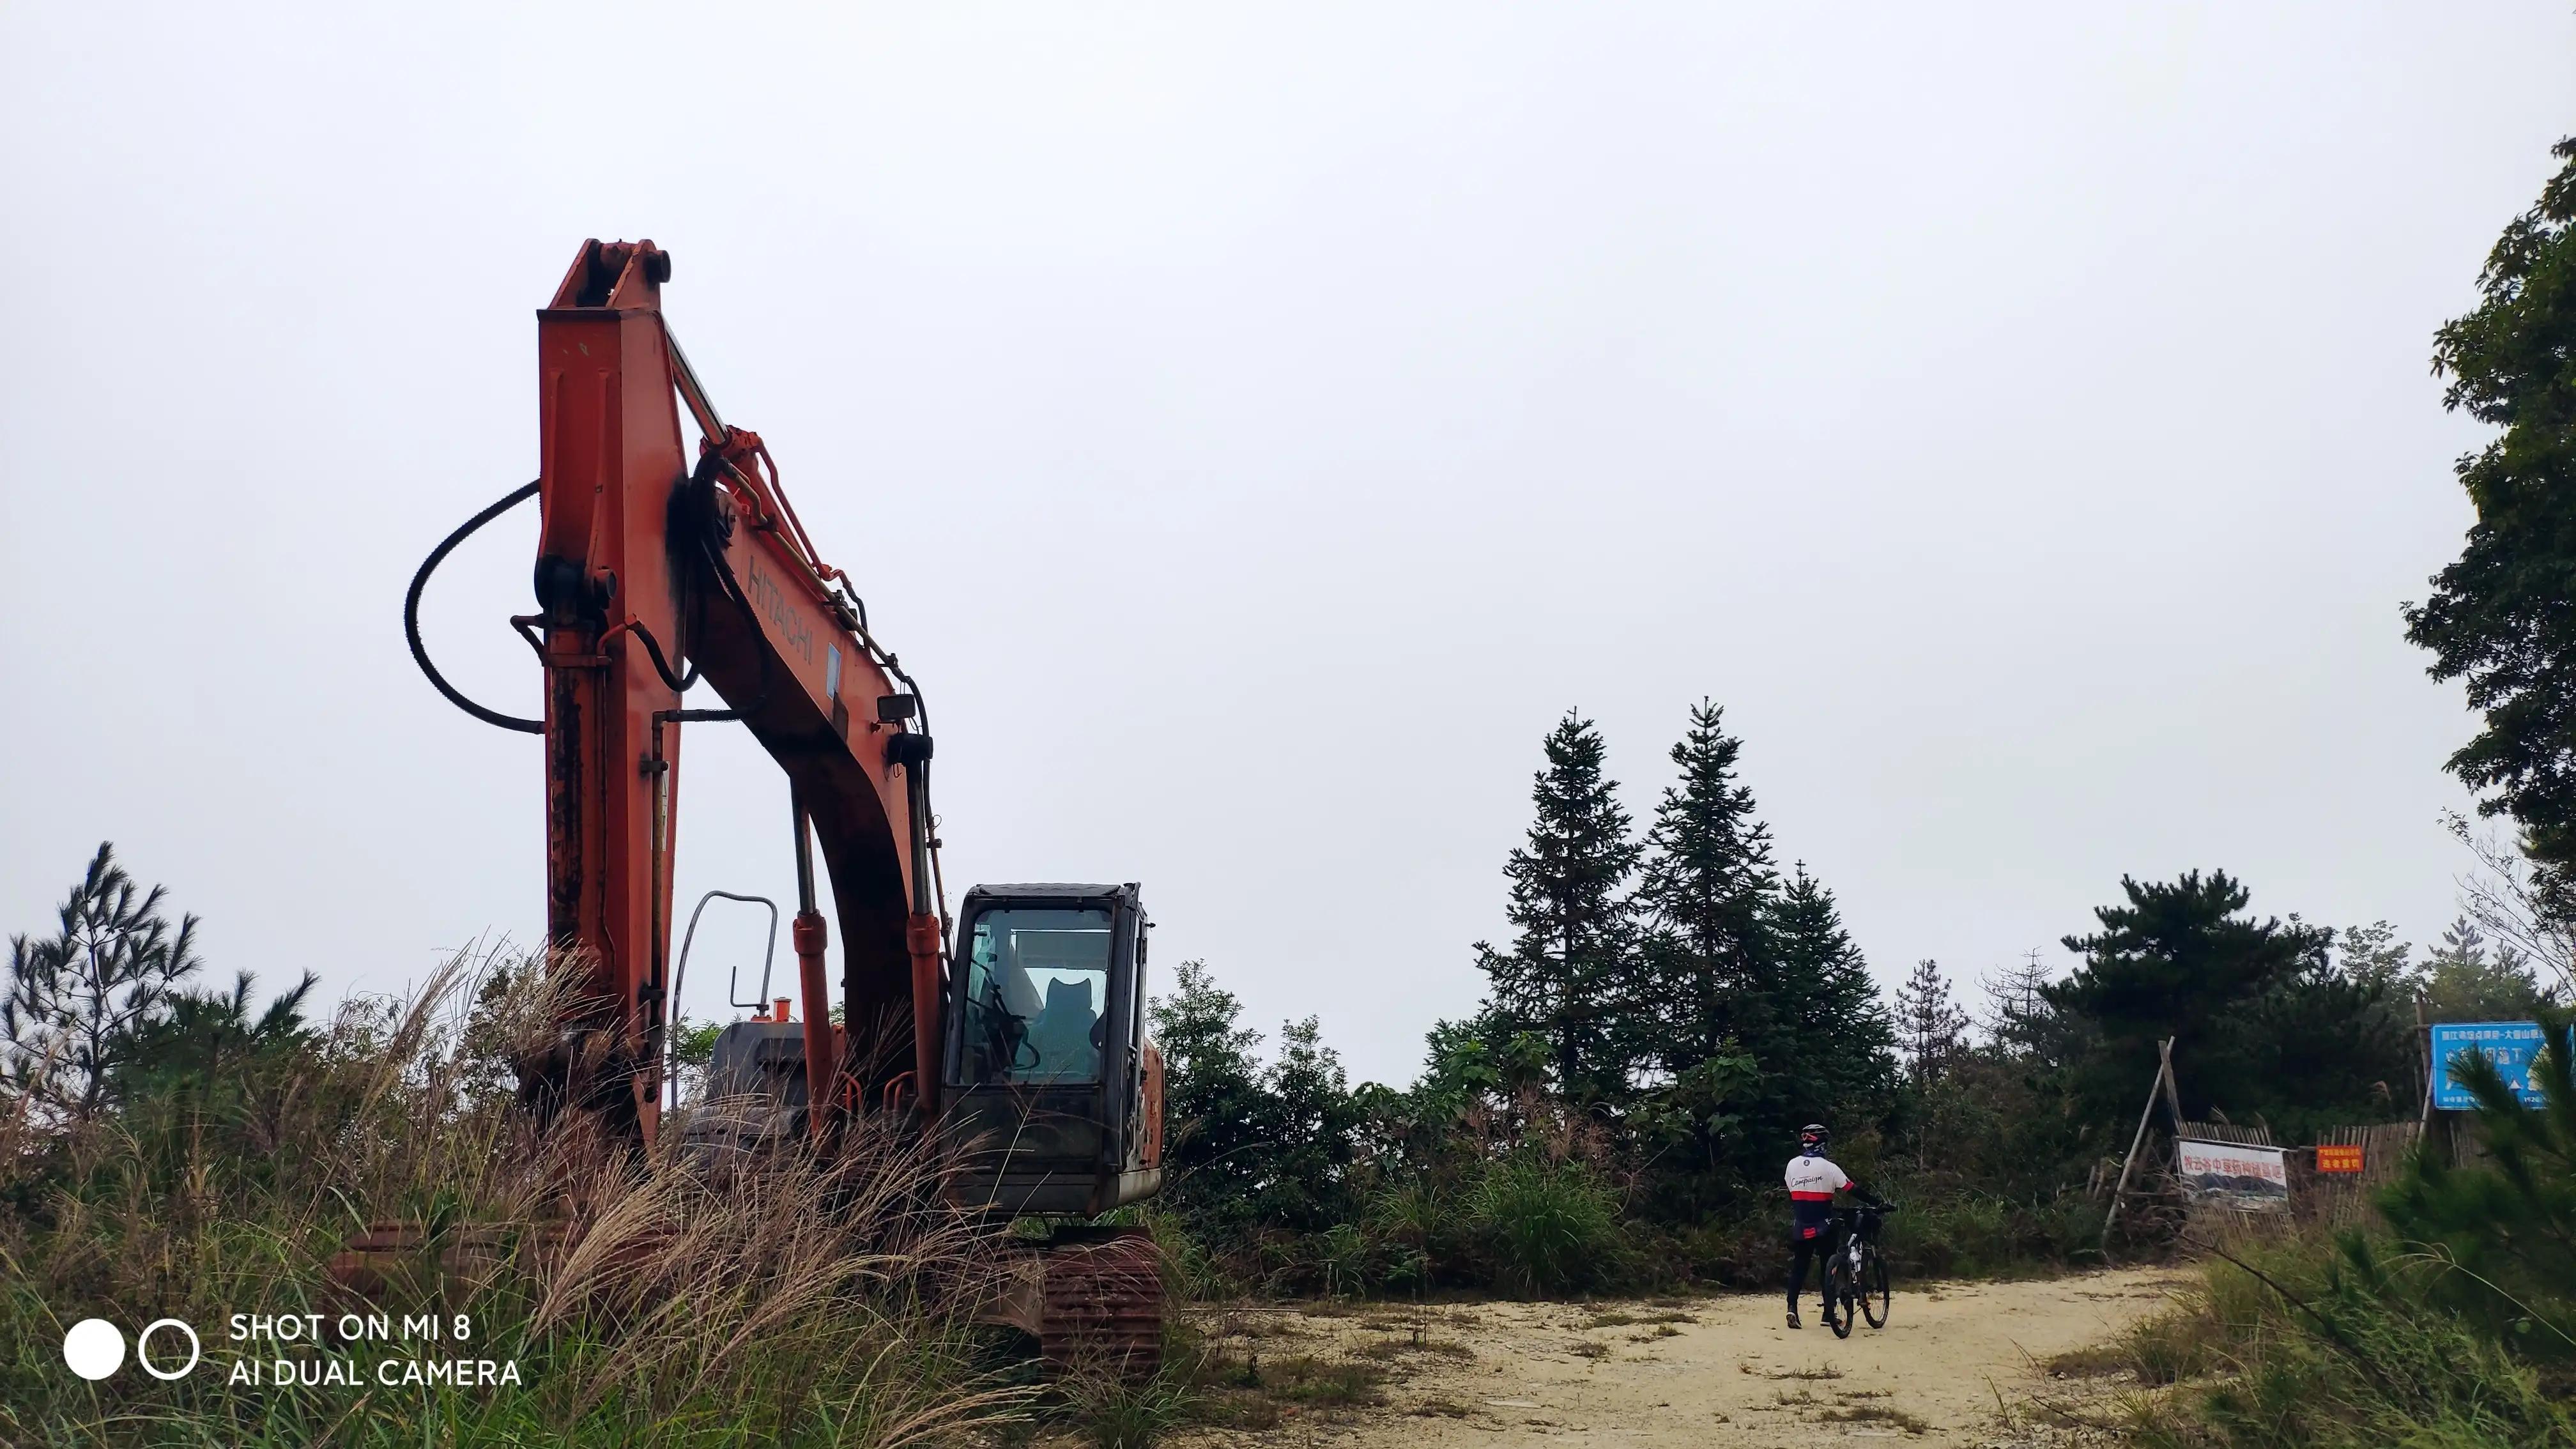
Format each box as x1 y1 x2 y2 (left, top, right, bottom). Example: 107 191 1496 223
1057 1358 1193 1449
1878 1187 2103 1280
1469 1154 1623 1296
2107 1234 2576 1448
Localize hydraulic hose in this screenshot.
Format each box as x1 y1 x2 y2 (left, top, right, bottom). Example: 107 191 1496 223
406 480 544 734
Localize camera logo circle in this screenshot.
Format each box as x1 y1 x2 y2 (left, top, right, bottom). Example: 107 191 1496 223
63 1319 125 1381
61 1317 200 1380
138 1319 201 1379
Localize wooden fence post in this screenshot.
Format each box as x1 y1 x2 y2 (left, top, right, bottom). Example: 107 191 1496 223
2103 1036 2177 1242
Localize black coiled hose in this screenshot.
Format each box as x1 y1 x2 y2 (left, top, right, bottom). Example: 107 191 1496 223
404 479 544 733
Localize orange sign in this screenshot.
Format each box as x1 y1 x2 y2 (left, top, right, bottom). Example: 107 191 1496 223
2316 1144 2365 1174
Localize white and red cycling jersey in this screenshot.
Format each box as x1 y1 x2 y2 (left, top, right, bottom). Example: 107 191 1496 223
1785 1153 1853 1238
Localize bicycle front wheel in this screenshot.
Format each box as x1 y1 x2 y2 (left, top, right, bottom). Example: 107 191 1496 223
1860 1251 1890 1328
1823 1255 1855 1338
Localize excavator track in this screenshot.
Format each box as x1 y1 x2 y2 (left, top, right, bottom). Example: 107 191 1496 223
988 1225 1165 1375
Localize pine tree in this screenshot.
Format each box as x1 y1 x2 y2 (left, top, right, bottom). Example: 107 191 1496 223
1766 865 1897 1140
2414 915 2552 1020
1473 710 1643 1105
3 842 205 1123
1634 699 1778 1078
2049 870 2333 1122
1894 958 1970 1086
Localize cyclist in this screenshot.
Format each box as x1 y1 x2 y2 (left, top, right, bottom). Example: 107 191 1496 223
1784 1123 1882 1329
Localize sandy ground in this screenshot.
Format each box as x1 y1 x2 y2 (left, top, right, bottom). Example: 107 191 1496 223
1173 1267 2187 1448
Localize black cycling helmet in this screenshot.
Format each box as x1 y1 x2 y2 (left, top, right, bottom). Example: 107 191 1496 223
1798 1123 1829 1149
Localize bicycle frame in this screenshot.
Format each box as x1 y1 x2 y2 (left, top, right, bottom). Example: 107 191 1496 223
1823 1204 1894 1338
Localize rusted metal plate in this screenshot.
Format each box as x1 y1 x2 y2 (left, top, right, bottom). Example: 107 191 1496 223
323 1221 544 1301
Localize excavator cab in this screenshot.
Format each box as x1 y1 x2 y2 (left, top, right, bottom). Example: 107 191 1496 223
943 882 1163 1216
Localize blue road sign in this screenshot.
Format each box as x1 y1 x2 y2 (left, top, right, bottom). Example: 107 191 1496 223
2429 1021 2549 1111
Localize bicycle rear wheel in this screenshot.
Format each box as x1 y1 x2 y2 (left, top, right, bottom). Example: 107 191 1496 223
1823 1255 1854 1338
1860 1250 1890 1328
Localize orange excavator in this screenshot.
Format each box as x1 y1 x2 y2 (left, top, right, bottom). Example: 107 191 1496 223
390 238 1165 1365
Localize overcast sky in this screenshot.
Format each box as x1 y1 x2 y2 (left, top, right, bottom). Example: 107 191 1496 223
3 4 2570 1085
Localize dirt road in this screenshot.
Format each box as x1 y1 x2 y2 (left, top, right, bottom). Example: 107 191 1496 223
1174 1268 2184 1447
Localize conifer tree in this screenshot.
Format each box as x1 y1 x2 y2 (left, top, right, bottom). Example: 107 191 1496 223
2049 870 2332 1121
3 842 204 1123
1768 865 1897 1134
2414 916 2552 1019
1981 948 2076 1066
1634 699 1777 1078
1894 958 1970 1086
1472 710 1642 1104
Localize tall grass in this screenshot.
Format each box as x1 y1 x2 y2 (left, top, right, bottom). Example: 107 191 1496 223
2058 1234 2576 1448
1469 1154 1624 1296
0 949 1026 1448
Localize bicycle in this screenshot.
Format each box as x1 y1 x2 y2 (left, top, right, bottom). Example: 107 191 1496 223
1820 1202 1894 1338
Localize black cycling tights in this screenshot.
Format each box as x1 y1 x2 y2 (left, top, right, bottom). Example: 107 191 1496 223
1786 1229 1825 1307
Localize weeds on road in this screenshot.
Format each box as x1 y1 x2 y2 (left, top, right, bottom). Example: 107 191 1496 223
1819 1402 1931 1434
0 948 1023 1448
1582 1307 1695 1328
1352 1334 1471 1361
1085 1303 1445 1444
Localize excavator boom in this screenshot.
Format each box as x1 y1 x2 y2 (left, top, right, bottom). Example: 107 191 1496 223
526 238 939 1138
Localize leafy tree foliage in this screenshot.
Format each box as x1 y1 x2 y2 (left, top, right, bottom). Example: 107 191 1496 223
2405 137 2576 916
1147 959 1273 1233
1411 1018 1499 1116
4 842 206 1122
1252 1016 1365 1232
1473 710 1642 1103
2333 921 2415 992
1147 961 1369 1245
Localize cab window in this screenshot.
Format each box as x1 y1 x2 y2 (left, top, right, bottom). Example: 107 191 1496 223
953 907 1112 1084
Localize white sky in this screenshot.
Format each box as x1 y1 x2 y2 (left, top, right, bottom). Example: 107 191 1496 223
3 4 2569 1085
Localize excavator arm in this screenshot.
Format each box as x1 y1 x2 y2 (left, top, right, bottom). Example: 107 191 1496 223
526 238 941 1142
